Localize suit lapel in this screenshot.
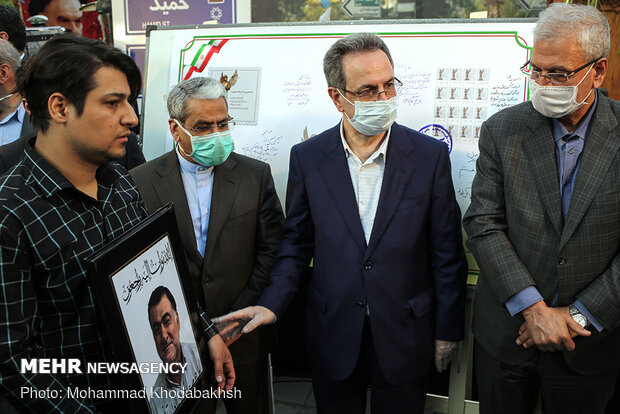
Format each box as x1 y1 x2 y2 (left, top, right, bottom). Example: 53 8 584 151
204 155 240 263
522 113 563 237
366 126 415 258
155 151 202 264
20 112 36 137
561 94 619 248
318 131 367 252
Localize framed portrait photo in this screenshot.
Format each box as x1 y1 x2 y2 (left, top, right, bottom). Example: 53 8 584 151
86 203 205 414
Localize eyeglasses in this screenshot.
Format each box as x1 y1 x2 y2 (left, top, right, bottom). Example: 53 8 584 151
520 57 601 85
340 77 403 101
184 116 235 134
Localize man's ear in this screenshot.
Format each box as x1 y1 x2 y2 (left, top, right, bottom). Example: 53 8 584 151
328 87 345 113
23 98 31 114
0 63 12 85
592 58 608 89
48 92 71 125
0 32 9 42
168 118 181 144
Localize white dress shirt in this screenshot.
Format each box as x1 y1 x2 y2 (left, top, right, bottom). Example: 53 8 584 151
340 122 391 244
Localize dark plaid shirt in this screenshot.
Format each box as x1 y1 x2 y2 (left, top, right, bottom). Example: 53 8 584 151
0 141 147 413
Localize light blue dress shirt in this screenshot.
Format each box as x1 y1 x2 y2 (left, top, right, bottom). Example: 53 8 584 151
176 148 214 257
340 121 390 244
504 94 602 331
0 102 25 145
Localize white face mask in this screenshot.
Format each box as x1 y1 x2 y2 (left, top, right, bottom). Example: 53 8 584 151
529 64 594 118
340 92 398 136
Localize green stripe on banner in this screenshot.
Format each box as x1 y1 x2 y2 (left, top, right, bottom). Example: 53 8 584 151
190 44 207 66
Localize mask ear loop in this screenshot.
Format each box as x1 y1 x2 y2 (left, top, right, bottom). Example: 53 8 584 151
578 87 594 106
338 89 355 106
173 119 195 156
575 62 595 88
573 63 596 106
337 89 357 123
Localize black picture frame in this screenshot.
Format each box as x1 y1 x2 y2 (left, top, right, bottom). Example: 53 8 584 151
86 203 205 414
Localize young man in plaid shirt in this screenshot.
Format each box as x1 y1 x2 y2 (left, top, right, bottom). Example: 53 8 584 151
0 35 234 413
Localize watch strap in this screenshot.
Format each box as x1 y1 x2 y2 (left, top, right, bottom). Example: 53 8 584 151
196 301 219 340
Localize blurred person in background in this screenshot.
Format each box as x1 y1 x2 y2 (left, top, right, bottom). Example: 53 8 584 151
28 0 82 36
0 5 27 59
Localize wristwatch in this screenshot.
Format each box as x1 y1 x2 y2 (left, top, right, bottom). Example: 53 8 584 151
569 304 588 328
196 301 220 340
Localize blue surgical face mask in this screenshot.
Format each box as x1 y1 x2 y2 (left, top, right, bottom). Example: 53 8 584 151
339 92 398 136
174 120 234 166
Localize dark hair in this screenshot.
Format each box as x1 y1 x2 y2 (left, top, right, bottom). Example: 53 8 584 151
28 0 52 17
148 286 177 318
18 34 141 133
323 32 394 89
0 5 26 53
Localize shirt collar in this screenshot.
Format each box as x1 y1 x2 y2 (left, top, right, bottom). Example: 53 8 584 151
552 91 597 143
23 136 119 199
176 145 213 174
0 102 25 126
339 121 390 164
164 346 186 387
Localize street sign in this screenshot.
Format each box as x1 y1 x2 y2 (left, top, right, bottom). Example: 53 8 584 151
340 0 381 18
515 0 546 12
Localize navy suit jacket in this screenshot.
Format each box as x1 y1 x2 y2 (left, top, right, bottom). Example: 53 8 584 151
258 122 467 384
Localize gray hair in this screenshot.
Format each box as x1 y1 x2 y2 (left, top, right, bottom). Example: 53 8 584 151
534 3 610 60
0 39 20 71
167 77 228 122
323 32 394 89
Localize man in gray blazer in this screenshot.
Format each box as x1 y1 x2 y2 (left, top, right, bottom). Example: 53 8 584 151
463 4 619 413
130 77 283 414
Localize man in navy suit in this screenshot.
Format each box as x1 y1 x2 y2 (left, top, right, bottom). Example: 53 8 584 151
215 33 467 413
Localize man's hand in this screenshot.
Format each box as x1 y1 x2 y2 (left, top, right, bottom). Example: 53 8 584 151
213 314 243 347
435 339 458 372
516 301 590 352
212 306 276 340
517 321 587 349
221 335 242 347
207 334 235 391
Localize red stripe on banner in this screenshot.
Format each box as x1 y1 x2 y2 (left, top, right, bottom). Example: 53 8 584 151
183 39 229 80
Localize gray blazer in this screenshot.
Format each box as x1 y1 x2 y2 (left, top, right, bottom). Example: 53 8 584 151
463 90 620 375
130 150 284 364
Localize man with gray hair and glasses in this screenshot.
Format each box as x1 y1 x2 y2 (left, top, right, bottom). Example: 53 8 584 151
215 32 467 413
463 3 619 413
131 76 283 414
